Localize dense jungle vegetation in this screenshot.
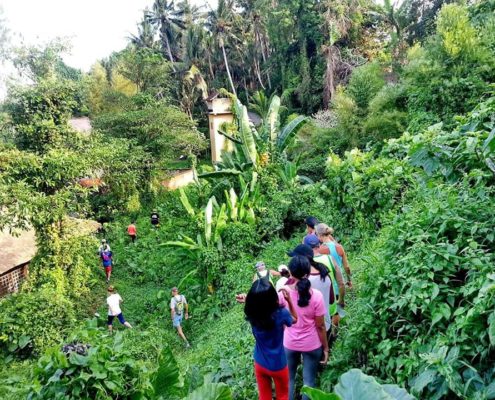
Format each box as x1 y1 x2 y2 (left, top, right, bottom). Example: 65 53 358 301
1 0 495 399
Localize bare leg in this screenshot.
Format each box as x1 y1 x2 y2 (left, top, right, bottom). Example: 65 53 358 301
124 322 133 329
108 324 113 333
176 325 188 342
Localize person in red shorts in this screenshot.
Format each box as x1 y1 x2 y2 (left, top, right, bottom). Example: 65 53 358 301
99 240 113 284
236 280 297 400
127 221 137 243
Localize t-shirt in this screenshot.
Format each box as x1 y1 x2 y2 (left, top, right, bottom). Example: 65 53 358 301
127 224 137 235
314 254 338 301
107 294 122 316
275 277 289 292
255 269 274 286
252 307 293 371
170 295 187 316
308 273 331 331
100 250 113 267
278 287 326 352
98 244 111 253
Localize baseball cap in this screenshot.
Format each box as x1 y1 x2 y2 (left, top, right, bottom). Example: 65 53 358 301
303 233 320 248
277 264 288 272
305 216 319 229
287 244 314 258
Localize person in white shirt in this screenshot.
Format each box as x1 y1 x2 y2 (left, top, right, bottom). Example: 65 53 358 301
170 287 190 347
275 264 290 292
106 286 132 332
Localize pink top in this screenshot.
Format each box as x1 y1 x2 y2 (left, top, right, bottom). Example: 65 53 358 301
278 287 326 352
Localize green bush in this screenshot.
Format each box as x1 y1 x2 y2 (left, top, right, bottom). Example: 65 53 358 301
0 289 75 356
346 63 386 111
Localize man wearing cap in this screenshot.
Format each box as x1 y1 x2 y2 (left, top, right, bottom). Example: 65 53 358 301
302 216 319 245
170 287 190 348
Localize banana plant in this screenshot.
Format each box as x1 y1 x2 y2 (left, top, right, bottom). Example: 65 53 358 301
277 155 314 189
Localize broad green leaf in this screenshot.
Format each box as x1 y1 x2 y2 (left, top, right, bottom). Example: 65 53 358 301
265 95 281 144
410 369 437 393
18 335 31 349
182 382 232 400
301 386 341 399
199 169 242 179
68 352 89 366
153 346 182 397
382 384 416 400
205 197 214 244
276 115 307 152
234 99 258 167
488 312 495 346
179 188 195 216
334 369 392 400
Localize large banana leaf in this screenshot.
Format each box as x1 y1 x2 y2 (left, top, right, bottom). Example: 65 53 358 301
265 95 281 144
182 382 232 400
152 346 183 399
276 115 307 152
234 99 258 167
204 197 214 244
218 127 243 144
179 188 195 216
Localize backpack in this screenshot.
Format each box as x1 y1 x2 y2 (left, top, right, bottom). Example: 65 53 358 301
101 251 111 262
174 295 185 316
256 270 274 286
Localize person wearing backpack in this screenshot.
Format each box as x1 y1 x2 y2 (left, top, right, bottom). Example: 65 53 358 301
253 261 281 286
99 240 113 284
315 223 353 289
170 287 190 348
150 209 160 228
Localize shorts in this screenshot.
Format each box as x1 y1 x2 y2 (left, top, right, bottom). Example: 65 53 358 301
104 265 112 272
129 234 136 242
173 314 183 328
108 313 126 325
151 220 159 226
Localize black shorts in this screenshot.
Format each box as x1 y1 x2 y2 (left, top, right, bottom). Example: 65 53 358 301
151 220 159 226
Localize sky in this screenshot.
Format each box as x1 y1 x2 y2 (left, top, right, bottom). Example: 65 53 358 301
0 0 216 71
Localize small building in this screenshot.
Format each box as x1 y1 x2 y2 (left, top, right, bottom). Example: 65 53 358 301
206 92 234 163
0 229 37 297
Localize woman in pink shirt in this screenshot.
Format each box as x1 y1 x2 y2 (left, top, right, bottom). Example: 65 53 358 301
279 255 329 400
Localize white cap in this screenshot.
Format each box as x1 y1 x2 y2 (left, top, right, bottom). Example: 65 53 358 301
278 264 288 272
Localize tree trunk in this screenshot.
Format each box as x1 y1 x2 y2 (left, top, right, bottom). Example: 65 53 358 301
323 45 336 109
221 42 237 96
163 28 177 72
254 59 266 90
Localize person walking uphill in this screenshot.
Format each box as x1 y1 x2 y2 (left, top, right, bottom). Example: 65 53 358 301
278 256 329 400
99 239 113 284
253 261 281 286
106 286 132 332
150 209 160 228
170 287 190 348
127 221 137 243
236 281 297 400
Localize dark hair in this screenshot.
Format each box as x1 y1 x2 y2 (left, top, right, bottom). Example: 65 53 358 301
288 256 312 307
280 269 290 278
310 259 329 282
305 216 319 229
244 280 280 330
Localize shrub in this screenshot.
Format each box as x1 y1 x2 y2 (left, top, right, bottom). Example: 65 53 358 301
346 63 385 111
0 289 75 356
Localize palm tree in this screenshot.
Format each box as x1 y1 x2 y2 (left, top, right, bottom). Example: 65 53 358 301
129 11 157 50
146 0 185 71
206 0 239 95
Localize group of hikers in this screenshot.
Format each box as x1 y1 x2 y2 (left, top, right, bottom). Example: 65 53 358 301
97 214 351 400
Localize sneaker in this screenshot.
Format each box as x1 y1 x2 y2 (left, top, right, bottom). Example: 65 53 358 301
185 342 191 348
106 279 109 284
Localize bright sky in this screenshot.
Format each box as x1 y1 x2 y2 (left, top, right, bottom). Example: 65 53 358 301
1 0 216 71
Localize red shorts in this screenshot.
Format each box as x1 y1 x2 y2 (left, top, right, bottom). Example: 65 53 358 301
104 265 112 272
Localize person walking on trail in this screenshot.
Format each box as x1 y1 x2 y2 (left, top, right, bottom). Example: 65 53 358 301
253 261 281 286
288 243 335 335
235 281 297 400
275 265 290 292
278 256 329 400
315 223 353 289
302 216 319 244
106 286 132 332
170 287 190 348
99 240 113 284
127 221 137 243
150 209 160 228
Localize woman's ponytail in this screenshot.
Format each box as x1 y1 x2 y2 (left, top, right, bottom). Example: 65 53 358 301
296 278 311 307
311 259 329 282
288 255 312 308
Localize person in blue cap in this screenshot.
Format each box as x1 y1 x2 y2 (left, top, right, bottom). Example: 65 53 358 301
302 216 319 244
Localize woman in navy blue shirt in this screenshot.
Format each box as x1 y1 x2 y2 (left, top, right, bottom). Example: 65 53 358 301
237 280 297 400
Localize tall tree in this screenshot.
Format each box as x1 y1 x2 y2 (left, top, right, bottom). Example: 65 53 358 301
146 0 185 71
129 10 158 50
207 0 239 95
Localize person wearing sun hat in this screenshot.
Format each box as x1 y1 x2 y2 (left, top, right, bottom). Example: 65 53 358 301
253 261 281 286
